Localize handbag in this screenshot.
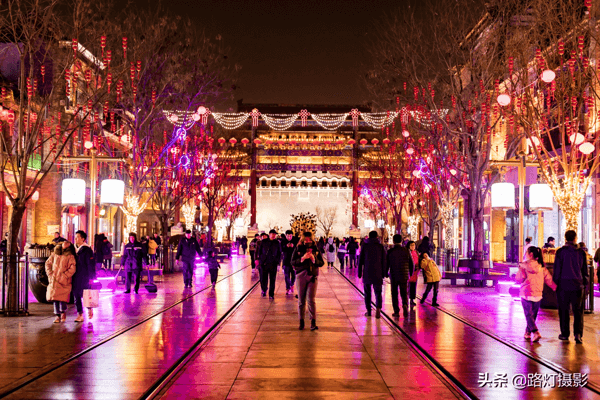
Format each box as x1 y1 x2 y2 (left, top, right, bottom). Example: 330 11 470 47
82 289 99 308
408 269 419 283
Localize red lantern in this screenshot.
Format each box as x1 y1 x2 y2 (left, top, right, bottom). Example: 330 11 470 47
241 138 249 147
229 138 237 145
122 37 128 58
347 139 356 145
253 138 261 145
359 138 368 146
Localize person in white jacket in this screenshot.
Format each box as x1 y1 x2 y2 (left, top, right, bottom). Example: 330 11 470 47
325 238 337 268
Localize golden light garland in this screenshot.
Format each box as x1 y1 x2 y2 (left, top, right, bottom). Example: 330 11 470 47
120 195 147 236
181 202 196 229
407 215 420 241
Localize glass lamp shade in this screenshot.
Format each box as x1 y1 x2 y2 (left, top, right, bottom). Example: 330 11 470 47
62 178 86 205
579 142 595 155
497 94 511 106
529 184 553 210
100 179 125 205
491 182 515 209
540 70 556 83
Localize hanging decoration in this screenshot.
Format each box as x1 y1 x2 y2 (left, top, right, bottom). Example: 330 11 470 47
212 112 249 130
262 114 298 130
298 109 310 127
360 111 397 129
311 113 349 130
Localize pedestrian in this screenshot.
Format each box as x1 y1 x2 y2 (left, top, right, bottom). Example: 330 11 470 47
543 236 555 249
325 237 337 268
241 235 248 255
93 234 106 271
523 237 533 261
417 236 434 257
553 230 589 343
45 241 76 323
121 233 143 294
337 239 347 269
153 233 162 246
141 235 149 266
347 237 359 269
258 229 283 299
176 230 202 288
291 231 324 330
281 230 298 295
358 231 386 318
102 236 113 270
148 236 158 267
419 253 441 306
249 234 259 272
205 249 221 287
52 232 66 245
407 241 419 307
516 246 557 342
386 234 411 317
73 230 96 322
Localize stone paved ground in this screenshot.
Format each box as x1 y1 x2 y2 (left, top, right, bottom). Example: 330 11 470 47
0 255 251 394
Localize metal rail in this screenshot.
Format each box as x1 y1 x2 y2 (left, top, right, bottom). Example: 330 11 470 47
0 261 252 399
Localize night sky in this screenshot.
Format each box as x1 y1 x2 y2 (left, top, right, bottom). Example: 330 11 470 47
162 0 403 109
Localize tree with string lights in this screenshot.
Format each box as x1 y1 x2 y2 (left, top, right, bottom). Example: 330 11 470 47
502 0 600 232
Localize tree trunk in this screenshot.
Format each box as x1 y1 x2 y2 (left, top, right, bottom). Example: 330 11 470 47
206 206 214 249
472 211 485 261
6 203 26 315
159 213 169 271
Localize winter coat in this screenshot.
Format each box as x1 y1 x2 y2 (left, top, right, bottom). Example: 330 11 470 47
102 240 113 260
408 249 419 276
94 234 106 263
205 256 221 270
281 236 298 266
420 258 441 283
291 241 325 276
325 239 337 263
553 242 589 291
176 236 202 262
45 246 76 302
241 237 248 249
516 260 556 299
386 245 411 282
148 239 158 255
73 243 95 297
122 241 143 272
358 238 386 285
347 240 359 255
258 238 283 271
153 235 162 246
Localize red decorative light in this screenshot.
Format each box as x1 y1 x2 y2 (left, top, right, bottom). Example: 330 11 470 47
298 109 310 127
122 37 128 58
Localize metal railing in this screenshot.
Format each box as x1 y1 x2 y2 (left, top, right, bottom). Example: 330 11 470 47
1 252 30 316
584 264 594 314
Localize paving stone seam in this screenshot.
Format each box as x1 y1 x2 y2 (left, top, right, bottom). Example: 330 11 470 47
331 266 475 400
322 269 397 399
0 262 251 399
141 279 261 400
416 293 600 395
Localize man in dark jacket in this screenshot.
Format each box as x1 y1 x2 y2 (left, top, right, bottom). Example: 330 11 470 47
281 230 298 295
122 232 143 294
553 230 589 343
347 237 359 269
258 229 283 299
386 234 411 317
359 231 386 318
176 230 202 288
153 233 162 246
249 234 260 272
73 230 96 321
52 232 66 245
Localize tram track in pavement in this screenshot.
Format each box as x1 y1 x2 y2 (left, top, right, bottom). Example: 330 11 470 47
0 261 254 399
333 265 600 398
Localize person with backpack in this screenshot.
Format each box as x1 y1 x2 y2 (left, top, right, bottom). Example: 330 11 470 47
325 238 337 268
386 234 411 317
292 231 325 330
516 246 557 342
258 229 283 299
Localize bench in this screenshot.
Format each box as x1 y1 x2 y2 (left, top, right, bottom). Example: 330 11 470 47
443 272 509 287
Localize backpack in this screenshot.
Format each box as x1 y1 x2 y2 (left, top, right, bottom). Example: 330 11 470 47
249 241 256 251
328 244 335 253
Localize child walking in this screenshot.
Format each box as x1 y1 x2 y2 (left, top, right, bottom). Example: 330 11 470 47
516 246 556 342
419 253 441 307
206 250 221 288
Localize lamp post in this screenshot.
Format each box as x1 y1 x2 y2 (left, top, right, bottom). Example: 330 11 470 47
62 148 125 239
